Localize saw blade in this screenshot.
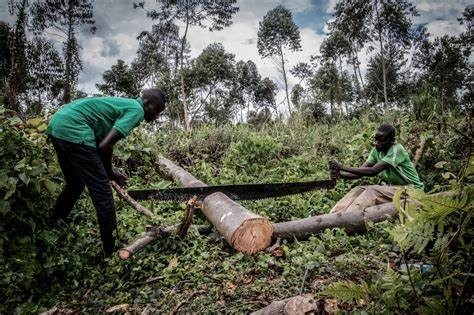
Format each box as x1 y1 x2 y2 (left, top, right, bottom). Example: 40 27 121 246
127 179 336 201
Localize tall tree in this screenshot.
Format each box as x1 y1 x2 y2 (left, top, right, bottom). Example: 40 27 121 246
309 62 353 120
290 83 304 109
370 0 417 111
457 6 473 108
327 0 371 100
254 77 277 112
138 0 239 131
96 59 140 98
189 43 236 125
6 0 29 115
319 34 348 113
31 0 96 104
132 21 184 125
257 5 301 114
133 22 181 88
366 45 409 108
412 35 470 111
0 22 12 94
234 60 261 120
26 36 64 114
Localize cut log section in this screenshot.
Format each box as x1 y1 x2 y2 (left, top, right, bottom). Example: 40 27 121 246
158 156 274 254
273 203 397 240
202 192 274 253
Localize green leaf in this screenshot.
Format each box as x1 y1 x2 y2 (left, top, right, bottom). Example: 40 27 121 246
26 117 42 127
37 123 48 132
442 172 455 180
0 200 10 215
19 173 30 185
164 256 178 272
43 179 58 194
0 172 8 188
14 158 27 171
4 177 18 199
8 116 23 126
434 161 447 169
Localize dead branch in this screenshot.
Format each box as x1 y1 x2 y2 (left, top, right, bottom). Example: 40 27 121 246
111 181 154 218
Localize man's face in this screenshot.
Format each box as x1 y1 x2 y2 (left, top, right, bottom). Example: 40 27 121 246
143 100 164 122
374 130 393 152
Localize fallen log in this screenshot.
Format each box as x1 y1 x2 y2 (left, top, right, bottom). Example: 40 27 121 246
158 156 274 254
117 225 211 260
273 203 397 240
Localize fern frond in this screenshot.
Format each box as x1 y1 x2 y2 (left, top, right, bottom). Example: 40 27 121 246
320 280 369 303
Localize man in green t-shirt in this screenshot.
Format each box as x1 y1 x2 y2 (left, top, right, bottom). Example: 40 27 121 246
47 89 166 256
329 123 424 213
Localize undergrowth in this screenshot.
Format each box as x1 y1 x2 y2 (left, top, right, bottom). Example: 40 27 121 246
1 106 472 313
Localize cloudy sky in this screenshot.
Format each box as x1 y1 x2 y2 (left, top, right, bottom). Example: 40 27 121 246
0 0 470 111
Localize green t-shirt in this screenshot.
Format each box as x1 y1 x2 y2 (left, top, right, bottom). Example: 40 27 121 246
367 143 424 190
46 97 144 147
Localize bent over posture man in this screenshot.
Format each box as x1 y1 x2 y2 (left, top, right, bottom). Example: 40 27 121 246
46 89 165 256
329 123 424 213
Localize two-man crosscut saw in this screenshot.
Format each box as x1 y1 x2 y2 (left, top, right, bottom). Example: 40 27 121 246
127 178 337 202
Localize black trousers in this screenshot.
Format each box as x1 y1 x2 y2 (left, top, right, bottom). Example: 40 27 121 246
49 136 116 255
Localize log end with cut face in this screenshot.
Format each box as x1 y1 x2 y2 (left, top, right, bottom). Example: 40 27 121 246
231 218 274 254
117 249 132 260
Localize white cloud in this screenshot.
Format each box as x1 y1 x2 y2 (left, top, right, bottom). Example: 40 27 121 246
326 0 338 13
414 0 469 14
425 20 465 38
0 0 469 107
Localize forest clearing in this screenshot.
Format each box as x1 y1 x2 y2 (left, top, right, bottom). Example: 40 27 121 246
0 0 472 313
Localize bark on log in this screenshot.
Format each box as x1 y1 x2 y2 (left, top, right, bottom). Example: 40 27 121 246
158 156 274 254
251 294 319 315
117 225 211 260
273 203 397 240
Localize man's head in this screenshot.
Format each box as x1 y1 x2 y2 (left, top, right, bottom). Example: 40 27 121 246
142 89 166 122
374 123 396 152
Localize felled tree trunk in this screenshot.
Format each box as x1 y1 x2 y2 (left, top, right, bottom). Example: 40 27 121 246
118 225 175 260
117 225 211 260
273 203 397 240
158 156 273 254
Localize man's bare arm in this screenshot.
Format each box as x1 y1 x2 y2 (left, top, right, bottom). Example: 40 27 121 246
339 162 373 179
339 161 389 177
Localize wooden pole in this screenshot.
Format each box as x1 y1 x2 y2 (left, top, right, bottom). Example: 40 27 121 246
117 225 211 260
118 225 174 260
273 203 397 240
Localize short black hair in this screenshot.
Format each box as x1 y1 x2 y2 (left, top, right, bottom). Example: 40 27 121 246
377 123 396 139
142 88 166 110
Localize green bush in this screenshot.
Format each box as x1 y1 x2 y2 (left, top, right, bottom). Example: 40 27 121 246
1 105 471 313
